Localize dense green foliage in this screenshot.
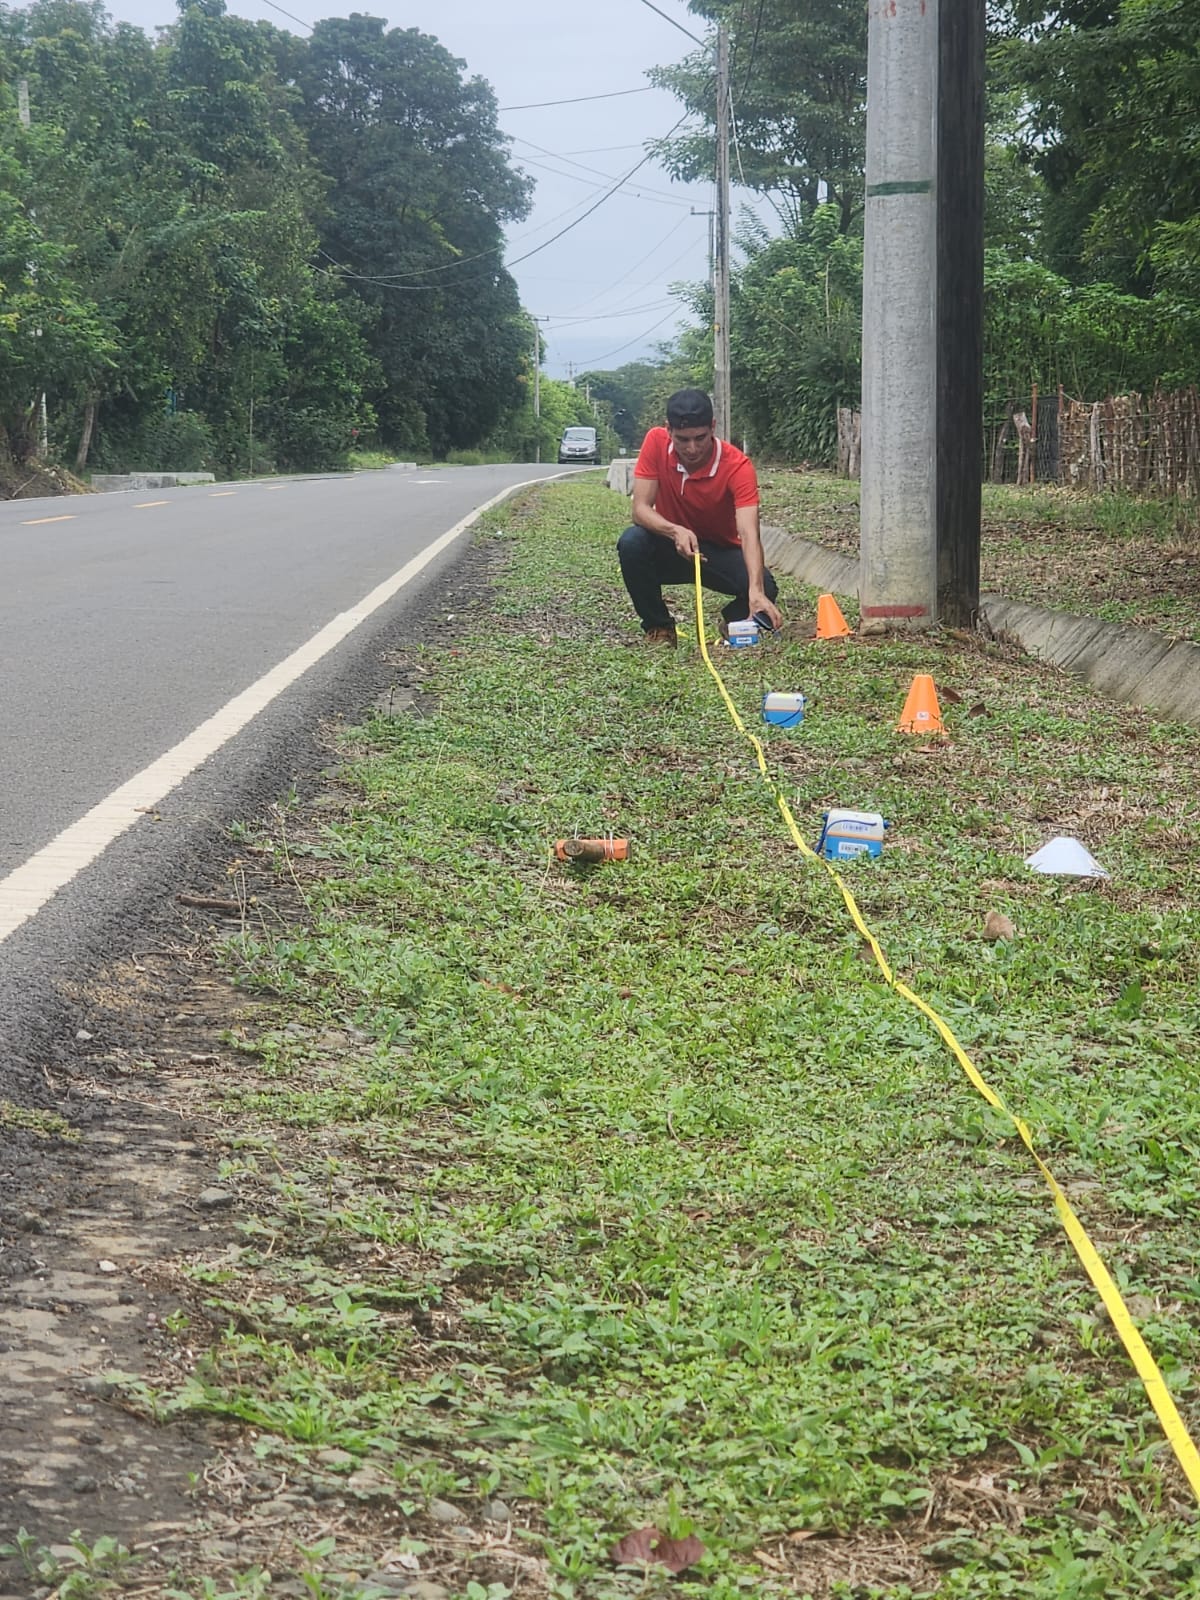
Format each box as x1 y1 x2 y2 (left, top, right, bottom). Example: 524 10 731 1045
588 0 1200 467
0 0 537 474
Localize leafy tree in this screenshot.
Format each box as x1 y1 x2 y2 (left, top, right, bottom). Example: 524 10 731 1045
1001 0 1200 292
652 0 867 233
298 14 532 457
0 114 116 461
574 361 666 449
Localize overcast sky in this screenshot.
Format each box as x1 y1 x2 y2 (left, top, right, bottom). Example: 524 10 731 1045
90 0 734 378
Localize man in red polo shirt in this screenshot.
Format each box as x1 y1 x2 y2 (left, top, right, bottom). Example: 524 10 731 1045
617 388 782 646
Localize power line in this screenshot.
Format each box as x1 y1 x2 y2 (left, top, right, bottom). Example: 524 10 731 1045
511 134 698 207
255 0 313 31
740 0 768 95
506 109 692 269
556 211 693 315
499 86 655 112
515 151 694 211
637 0 707 48
319 108 693 287
316 110 695 292
541 298 677 324
582 305 683 366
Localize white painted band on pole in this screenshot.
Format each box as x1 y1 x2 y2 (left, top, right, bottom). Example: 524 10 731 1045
0 475 558 946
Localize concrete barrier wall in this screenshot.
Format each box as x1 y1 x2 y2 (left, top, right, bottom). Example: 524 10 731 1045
606 459 635 495
90 472 215 491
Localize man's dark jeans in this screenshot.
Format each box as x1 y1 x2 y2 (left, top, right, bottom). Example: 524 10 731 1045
616 523 778 633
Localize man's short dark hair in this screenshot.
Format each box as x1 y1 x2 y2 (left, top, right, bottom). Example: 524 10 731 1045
665 388 714 430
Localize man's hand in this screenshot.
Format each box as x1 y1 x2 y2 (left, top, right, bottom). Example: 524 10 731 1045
750 592 784 631
671 526 701 560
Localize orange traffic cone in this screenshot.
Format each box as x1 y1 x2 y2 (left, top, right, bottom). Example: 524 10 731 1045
897 674 944 735
815 593 852 639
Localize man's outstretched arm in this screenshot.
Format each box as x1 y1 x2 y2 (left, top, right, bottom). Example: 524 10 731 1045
735 505 783 629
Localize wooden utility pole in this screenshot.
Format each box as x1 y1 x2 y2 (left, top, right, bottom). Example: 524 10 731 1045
531 315 544 463
713 26 731 443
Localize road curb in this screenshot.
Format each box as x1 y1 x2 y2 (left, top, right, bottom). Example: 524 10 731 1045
761 525 1200 731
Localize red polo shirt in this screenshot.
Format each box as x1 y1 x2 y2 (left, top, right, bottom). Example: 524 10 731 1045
633 427 759 548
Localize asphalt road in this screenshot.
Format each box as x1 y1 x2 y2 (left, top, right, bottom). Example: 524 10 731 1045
0 463 573 1089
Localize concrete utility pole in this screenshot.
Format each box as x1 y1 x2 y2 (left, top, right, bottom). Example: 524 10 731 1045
713 25 731 443
859 0 985 630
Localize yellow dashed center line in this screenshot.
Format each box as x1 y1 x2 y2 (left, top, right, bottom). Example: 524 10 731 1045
209 490 236 497
21 514 75 525
266 485 288 491
135 500 170 508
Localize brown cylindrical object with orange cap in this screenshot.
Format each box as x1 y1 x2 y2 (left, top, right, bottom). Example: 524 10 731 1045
553 838 630 864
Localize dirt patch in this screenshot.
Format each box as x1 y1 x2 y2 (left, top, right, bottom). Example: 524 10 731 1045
0 459 90 500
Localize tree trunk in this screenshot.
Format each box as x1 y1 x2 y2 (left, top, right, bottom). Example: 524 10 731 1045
75 395 98 475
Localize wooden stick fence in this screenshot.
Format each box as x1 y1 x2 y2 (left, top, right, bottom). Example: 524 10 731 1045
837 388 1200 499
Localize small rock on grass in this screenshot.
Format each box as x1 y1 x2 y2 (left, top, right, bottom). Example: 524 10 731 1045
428 1498 459 1524
197 1187 235 1210
483 1499 511 1523
402 1584 450 1600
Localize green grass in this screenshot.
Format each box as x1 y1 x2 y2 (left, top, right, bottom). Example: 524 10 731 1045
143 481 1200 1598
759 469 1200 641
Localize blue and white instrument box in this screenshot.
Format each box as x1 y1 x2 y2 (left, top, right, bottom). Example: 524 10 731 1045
818 809 887 860
762 691 806 728
725 619 759 647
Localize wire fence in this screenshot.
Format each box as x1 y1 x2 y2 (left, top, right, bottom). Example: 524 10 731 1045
837 386 1200 498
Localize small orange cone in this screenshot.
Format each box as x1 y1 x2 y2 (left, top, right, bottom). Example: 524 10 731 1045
897 674 944 735
815 593 852 639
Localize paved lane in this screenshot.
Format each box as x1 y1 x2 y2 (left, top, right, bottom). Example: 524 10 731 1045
0 466 569 884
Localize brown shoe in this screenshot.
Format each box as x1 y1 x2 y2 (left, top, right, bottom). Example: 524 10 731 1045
644 625 677 647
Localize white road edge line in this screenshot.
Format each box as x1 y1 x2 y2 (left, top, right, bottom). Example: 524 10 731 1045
0 474 566 946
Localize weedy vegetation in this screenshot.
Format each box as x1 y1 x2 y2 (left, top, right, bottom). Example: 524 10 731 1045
760 470 1200 642
126 480 1200 1597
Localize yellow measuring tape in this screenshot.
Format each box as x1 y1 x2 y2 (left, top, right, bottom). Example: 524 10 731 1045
693 555 1200 1500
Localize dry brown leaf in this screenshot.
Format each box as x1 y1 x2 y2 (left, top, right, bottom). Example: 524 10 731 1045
610 1526 706 1574
787 1530 818 1543
967 701 990 717
983 911 1016 941
939 684 964 704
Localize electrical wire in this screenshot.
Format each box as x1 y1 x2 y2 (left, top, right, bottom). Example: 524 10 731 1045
255 0 313 30
637 0 708 47
318 108 694 287
506 109 693 270
540 298 677 324
739 0 767 95
498 86 655 112
515 151 695 211
555 211 693 314
581 304 683 365
511 134 698 208
315 186 602 288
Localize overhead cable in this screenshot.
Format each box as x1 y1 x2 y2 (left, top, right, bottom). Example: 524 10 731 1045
582 305 682 365
499 86 655 112
506 109 693 269
637 0 708 47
